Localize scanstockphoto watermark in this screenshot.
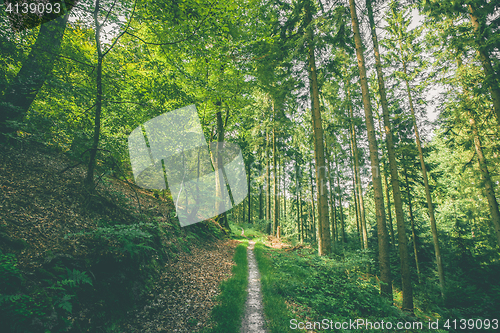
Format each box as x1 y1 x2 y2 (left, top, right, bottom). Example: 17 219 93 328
290 318 427 331
246 160 381 196
290 318 499 331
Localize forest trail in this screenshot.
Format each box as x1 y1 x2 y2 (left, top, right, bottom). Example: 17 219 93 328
240 240 267 333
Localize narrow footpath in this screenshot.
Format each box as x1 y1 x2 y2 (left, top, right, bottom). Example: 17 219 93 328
240 240 268 333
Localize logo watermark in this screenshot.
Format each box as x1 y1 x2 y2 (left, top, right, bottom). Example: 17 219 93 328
128 105 247 227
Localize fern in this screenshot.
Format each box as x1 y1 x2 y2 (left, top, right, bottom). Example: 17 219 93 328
68 222 156 259
0 293 23 306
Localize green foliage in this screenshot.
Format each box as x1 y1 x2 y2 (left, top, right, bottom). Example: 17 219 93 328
68 222 156 260
0 252 22 292
0 250 93 332
253 243 432 333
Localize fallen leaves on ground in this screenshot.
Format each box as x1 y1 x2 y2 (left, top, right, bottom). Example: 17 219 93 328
118 239 240 333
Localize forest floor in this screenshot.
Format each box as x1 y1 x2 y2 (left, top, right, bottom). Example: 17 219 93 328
117 238 240 333
0 142 242 332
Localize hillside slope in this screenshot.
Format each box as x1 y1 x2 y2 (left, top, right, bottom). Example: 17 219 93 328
0 142 236 333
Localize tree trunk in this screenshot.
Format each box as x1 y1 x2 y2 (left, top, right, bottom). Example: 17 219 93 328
259 174 263 221
1 14 69 135
468 5 500 129
334 149 346 245
273 108 279 236
296 158 301 241
397 16 445 296
350 0 393 300
283 157 287 220
266 130 271 222
85 2 104 190
309 163 316 243
377 115 396 249
214 109 229 229
248 163 251 224
456 55 500 247
304 0 331 255
404 165 421 283
470 112 500 246
348 86 368 249
300 186 304 242
350 145 362 248
325 144 336 248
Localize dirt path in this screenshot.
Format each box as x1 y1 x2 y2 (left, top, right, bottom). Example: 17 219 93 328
240 240 267 333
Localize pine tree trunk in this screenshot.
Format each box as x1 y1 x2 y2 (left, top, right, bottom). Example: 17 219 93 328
376 112 396 249
469 113 500 246
309 163 316 242
468 5 500 129
325 144 337 248
334 150 346 245
350 0 393 300
300 186 304 243
384 168 396 248
259 178 263 220
304 0 331 255
266 131 271 223
350 145 362 248
404 166 421 283
296 158 301 241
283 158 287 220
248 163 251 224
348 86 368 249
273 112 279 236
457 56 500 247
398 20 445 296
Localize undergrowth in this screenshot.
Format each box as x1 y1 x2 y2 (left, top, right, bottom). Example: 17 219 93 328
253 242 448 333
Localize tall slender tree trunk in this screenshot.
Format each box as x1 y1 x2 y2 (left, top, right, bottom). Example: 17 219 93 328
304 0 331 255
309 163 316 242
214 109 229 229
296 158 301 241
273 109 279 236
350 144 362 247
384 167 396 248
350 0 393 300
470 112 500 246
325 144 337 248
404 165 421 283
248 163 251 224
334 150 346 245
396 18 445 296
348 86 368 249
300 187 304 242
457 57 500 247
266 131 271 223
259 170 263 221
85 2 104 190
468 5 500 129
377 115 396 249
283 158 287 220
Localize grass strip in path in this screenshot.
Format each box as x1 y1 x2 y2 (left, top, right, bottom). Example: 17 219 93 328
202 240 248 333
253 242 294 333
240 240 267 332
